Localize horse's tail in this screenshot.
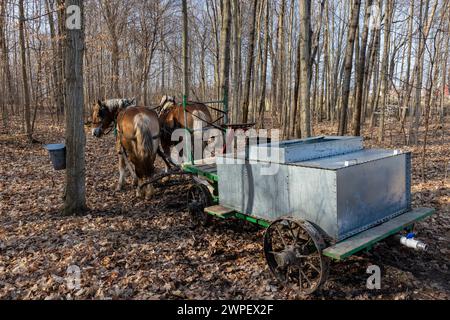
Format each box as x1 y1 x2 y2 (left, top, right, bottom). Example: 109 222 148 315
134 113 158 175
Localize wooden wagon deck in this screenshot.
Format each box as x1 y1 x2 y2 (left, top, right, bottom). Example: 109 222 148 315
182 158 218 182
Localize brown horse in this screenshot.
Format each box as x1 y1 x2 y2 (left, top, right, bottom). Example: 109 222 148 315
92 99 160 199
158 95 213 168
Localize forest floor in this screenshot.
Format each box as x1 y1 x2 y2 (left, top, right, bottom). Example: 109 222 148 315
0 115 448 300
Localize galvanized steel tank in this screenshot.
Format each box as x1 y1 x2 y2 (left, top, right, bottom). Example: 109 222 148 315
217 136 411 242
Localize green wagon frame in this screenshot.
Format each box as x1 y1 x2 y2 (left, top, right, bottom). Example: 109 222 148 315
182 159 434 294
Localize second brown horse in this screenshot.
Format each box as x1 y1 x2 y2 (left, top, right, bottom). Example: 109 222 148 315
158 95 213 168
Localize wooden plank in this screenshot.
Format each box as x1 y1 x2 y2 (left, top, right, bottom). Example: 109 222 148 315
196 165 217 173
205 205 235 218
193 157 217 165
323 207 435 260
183 163 219 181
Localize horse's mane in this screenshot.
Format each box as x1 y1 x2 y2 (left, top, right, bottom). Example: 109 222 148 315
102 98 136 113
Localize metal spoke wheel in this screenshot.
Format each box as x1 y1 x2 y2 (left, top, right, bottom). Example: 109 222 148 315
187 184 213 227
264 218 329 295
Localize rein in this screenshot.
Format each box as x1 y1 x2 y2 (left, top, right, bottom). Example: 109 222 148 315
184 109 226 132
102 120 116 136
96 116 117 136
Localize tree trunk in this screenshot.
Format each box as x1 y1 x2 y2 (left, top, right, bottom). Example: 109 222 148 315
45 0 65 123
399 0 415 134
206 0 221 100
440 28 449 121
257 0 269 125
0 0 14 120
18 0 32 140
377 0 394 142
275 0 286 124
64 0 87 215
182 0 189 99
219 0 232 123
242 0 258 123
298 0 312 138
231 0 241 123
57 0 66 117
352 0 372 136
284 0 295 137
291 35 301 137
338 0 360 136
0 0 7 128
102 0 122 98
270 0 286 122
408 0 438 144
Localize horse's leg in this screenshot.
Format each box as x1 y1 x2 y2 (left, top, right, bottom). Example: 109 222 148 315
136 179 154 200
136 179 143 198
116 154 126 191
161 143 173 172
157 146 173 172
144 183 155 200
124 155 138 187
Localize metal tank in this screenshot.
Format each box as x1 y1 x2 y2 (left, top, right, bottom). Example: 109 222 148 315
216 136 411 242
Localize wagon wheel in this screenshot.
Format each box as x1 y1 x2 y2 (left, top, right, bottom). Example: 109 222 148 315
264 218 329 295
187 184 213 227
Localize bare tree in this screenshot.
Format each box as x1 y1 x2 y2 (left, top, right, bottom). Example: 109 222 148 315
352 0 372 136
219 0 231 122
241 0 258 123
182 0 189 100
100 0 129 98
338 0 360 136
18 0 32 140
231 0 241 123
298 0 311 138
64 0 86 215
257 0 269 124
377 0 394 142
45 0 65 122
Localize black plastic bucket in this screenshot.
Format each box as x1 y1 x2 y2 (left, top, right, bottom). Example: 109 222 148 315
45 143 66 170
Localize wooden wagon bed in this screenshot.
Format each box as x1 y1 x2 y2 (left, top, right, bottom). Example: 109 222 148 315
182 157 218 182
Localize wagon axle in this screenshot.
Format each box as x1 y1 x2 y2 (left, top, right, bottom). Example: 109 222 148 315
264 219 329 295
270 245 301 269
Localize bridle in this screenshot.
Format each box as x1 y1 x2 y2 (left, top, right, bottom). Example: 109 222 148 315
102 122 116 136
93 107 118 137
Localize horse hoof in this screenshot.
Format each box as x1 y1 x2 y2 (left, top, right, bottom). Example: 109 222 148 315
145 194 153 201
161 176 170 183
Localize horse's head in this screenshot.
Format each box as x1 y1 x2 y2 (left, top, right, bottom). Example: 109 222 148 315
159 95 176 116
91 100 115 138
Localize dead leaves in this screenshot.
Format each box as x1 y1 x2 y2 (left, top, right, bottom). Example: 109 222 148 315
0 116 449 300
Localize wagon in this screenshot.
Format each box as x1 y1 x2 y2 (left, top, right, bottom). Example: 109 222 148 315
182 135 434 294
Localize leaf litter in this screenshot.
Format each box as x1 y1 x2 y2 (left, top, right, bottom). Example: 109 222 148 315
0 116 449 300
